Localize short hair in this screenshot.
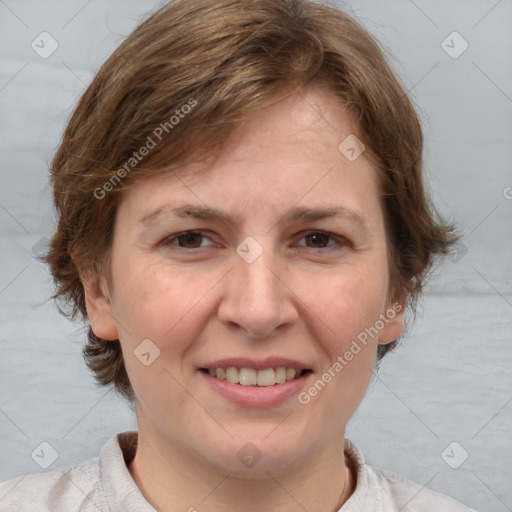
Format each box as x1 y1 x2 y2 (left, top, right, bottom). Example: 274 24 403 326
47 0 457 402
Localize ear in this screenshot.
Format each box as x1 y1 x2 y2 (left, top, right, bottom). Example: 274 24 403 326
74 255 119 341
378 295 408 345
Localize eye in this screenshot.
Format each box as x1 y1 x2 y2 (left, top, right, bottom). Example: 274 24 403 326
161 230 215 250
160 230 349 253
295 231 347 250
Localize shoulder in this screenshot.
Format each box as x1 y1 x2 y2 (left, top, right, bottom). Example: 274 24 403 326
343 439 478 512
0 431 142 512
368 465 478 512
0 457 106 512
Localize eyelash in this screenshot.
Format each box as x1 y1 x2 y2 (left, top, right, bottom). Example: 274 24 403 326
160 230 349 252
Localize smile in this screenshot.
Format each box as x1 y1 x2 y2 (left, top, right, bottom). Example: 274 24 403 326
201 367 309 386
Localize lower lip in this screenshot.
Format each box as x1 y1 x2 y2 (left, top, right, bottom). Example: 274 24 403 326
199 370 311 407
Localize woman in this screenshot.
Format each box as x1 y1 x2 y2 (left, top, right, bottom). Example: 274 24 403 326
0 0 477 510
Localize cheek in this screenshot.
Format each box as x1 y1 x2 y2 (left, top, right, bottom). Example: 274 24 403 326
110 258 215 350
111 262 208 410
306 262 388 339
297 268 383 420
299 261 387 402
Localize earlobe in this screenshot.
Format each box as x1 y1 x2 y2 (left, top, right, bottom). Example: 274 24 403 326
80 266 120 342
378 296 407 345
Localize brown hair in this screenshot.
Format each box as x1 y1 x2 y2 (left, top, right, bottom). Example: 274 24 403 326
47 0 457 402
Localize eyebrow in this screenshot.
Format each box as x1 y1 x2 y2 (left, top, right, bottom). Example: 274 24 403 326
139 203 370 233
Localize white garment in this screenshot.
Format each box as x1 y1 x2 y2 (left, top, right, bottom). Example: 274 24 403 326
0 431 477 511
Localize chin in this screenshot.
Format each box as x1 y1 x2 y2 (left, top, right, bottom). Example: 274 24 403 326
202 434 312 479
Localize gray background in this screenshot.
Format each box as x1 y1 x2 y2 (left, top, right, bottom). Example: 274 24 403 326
0 1 511 510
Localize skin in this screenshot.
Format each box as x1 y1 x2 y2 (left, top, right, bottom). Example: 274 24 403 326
81 84 406 511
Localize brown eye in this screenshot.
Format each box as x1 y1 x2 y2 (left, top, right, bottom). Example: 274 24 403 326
163 231 212 250
303 232 332 248
294 231 350 253
176 232 204 248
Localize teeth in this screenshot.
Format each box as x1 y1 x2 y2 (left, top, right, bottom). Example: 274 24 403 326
239 368 257 385
206 367 305 386
275 367 286 383
225 367 239 384
286 368 296 381
257 368 275 386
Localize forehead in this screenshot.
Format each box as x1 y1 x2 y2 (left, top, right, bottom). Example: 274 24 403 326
118 84 381 224
209 84 359 164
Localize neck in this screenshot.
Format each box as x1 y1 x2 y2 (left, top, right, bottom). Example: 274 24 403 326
128 425 355 512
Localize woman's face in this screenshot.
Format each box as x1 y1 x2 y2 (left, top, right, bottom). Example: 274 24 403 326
85 84 405 476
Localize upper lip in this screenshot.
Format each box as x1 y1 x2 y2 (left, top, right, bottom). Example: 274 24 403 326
199 357 311 371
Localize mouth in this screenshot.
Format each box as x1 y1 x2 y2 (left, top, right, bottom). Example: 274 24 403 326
198 357 313 407
200 367 312 387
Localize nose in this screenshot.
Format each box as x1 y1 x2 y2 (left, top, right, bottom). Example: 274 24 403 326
217 243 298 339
